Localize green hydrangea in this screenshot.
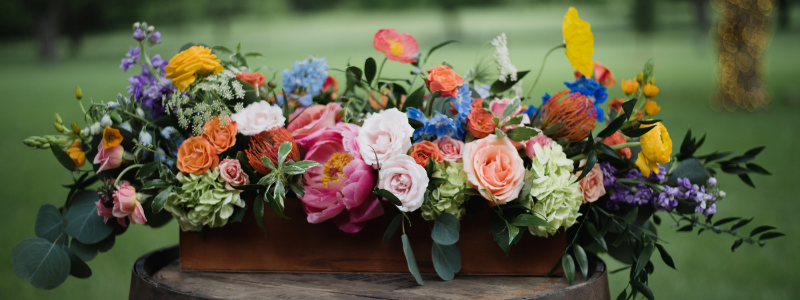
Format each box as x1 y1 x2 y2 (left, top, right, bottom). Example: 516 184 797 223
164 167 245 231
422 162 468 221
525 143 583 237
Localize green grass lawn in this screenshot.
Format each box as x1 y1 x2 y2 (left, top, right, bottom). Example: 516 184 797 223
1 3 799 299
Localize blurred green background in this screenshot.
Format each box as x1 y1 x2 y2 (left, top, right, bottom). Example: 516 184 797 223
1 0 799 299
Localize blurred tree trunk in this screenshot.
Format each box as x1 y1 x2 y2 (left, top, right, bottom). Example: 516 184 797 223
34 0 62 63
693 0 708 34
777 0 789 31
632 0 655 33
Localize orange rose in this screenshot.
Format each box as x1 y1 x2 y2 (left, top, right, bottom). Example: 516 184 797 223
601 131 631 159
65 140 86 167
236 71 267 90
410 141 444 167
177 136 219 175
426 65 463 98
462 135 525 205
202 116 237 154
467 107 497 139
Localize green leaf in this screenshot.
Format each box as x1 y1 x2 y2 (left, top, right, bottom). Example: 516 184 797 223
630 281 655 300
506 127 539 142
346 66 362 82
64 191 113 244
507 225 520 244
730 217 753 230
731 238 744 252
621 98 638 120
758 232 785 240
745 163 771 175
51 145 77 171
244 52 264 58
613 224 630 247
277 142 293 167
501 98 521 121
11 238 71 290
633 242 655 278
573 244 589 279
432 212 460 245
142 179 170 190
489 71 530 94
258 173 278 187
542 122 564 136
713 217 740 226
383 214 403 244
408 118 424 129
212 46 233 54
512 214 553 228
432 242 461 281
562 253 575 285
136 162 160 179
401 234 424 285
655 243 676 269
254 195 266 233
63 246 91 279
501 116 523 127
668 158 711 186
494 128 506 138
289 183 305 198
35 204 63 243
488 213 512 256
597 116 627 139
151 186 172 213
622 125 656 137
376 189 403 207
574 151 597 183
265 192 289 220
280 166 306 175
584 222 608 251
749 226 776 237
423 40 458 64
595 142 623 161
364 57 377 85
610 266 630 274
739 173 755 188
69 238 98 262
624 206 639 224
292 160 322 170
261 156 277 172
616 290 627 300
401 86 425 112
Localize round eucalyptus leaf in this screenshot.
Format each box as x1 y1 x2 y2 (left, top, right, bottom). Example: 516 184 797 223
62 245 92 279
65 190 113 244
35 204 64 243
11 238 71 290
431 212 460 245
69 238 98 262
432 242 462 281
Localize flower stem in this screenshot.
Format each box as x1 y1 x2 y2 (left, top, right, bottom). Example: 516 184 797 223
114 164 144 186
373 57 387 90
617 178 665 192
569 142 641 161
116 108 158 129
524 44 566 100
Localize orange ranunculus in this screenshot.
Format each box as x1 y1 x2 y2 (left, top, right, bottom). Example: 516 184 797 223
373 29 419 64
410 141 444 168
202 116 237 154
575 61 615 87
165 46 224 92
236 71 267 90
466 107 497 139
608 98 625 112
322 75 339 100
643 83 659 98
426 65 463 98
102 127 123 149
176 136 219 175
621 79 639 95
65 140 86 167
643 99 661 116
602 131 631 159
368 88 406 110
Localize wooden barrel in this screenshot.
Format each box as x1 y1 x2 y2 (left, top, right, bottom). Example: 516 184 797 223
129 245 611 300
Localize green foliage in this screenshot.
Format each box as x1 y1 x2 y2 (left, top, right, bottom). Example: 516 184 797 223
431 212 460 245
12 238 71 290
431 242 461 281
489 71 529 94
64 190 113 244
382 214 402 244
35 204 63 243
401 234 423 285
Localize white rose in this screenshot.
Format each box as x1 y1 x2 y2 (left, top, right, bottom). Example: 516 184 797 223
378 155 429 212
356 108 414 167
230 101 285 136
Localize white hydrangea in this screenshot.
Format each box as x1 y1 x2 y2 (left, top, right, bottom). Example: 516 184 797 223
526 143 583 237
491 33 517 83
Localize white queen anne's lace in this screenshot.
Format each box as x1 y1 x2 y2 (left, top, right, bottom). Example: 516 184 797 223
492 33 518 83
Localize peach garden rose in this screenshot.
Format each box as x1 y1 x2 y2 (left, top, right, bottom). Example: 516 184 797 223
177 136 219 175
462 134 525 205
202 116 237 154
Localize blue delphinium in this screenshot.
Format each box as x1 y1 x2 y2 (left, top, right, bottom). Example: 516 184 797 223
281 57 329 106
451 83 472 139
524 92 552 119
125 53 174 119
564 75 608 122
406 108 459 141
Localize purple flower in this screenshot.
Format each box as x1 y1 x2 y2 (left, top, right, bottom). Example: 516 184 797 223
149 31 162 44
120 58 135 72
653 186 681 211
120 47 140 72
600 163 618 187
133 29 146 41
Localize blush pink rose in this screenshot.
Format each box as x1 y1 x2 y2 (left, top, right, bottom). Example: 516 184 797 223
287 103 342 150
434 136 464 162
96 181 146 227
463 135 525 205
576 159 606 203
300 126 384 233
219 159 250 190
378 154 429 212
356 108 414 168
93 143 124 173
525 133 555 159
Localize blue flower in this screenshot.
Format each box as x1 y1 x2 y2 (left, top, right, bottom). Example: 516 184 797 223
406 107 428 141
474 83 491 99
564 75 608 122
425 113 458 140
281 57 329 106
451 83 472 139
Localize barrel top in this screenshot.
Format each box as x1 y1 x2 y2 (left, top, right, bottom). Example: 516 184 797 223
130 246 610 300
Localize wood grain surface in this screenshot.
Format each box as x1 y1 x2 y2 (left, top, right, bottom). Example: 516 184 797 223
180 198 566 275
130 246 611 300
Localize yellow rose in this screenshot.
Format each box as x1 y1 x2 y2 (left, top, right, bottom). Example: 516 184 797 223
643 99 661 116
636 121 672 176
562 7 594 78
165 46 223 92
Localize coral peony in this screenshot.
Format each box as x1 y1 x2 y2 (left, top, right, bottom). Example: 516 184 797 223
236 71 267 90
462 135 525 205
373 29 419 64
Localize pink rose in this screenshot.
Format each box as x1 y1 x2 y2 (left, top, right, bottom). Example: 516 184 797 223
525 133 555 159
93 143 124 173
300 126 384 233
378 154 429 212
463 135 525 205
489 98 530 133
96 181 146 227
576 159 606 203
434 136 464 162
219 159 250 190
356 108 414 168
287 103 342 150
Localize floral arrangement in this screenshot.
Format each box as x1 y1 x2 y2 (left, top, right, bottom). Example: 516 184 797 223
12 8 784 299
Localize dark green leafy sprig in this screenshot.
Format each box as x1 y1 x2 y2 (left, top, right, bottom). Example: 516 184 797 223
668 212 785 251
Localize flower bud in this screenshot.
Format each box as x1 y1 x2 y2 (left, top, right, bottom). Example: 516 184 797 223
140 22 148 29
119 121 133 132
136 108 145 119
54 122 65 133
110 112 122 124
635 72 644 83
139 130 153 146
267 80 277 89
707 177 717 186
133 29 146 41
54 113 63 124
146 26 155 34
133 22 141 30
100 115 112 128
642 83 659 99
90 122 102 135
23 137 39 147
75 86 83 100
71 122 81 135
620 79 639 95
44 136 58 143
647 77 655 85
106 102 119 109
718 191 726 199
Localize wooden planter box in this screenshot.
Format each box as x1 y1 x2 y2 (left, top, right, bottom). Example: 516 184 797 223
180 199 566 275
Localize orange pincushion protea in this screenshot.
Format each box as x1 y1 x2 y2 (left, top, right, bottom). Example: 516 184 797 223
245 127 301 175
540 91 597 143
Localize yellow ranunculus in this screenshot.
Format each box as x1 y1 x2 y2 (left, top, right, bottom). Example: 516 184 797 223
563 7 594 78
166 46 223 92
635 121 672 176
643 99 661 116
